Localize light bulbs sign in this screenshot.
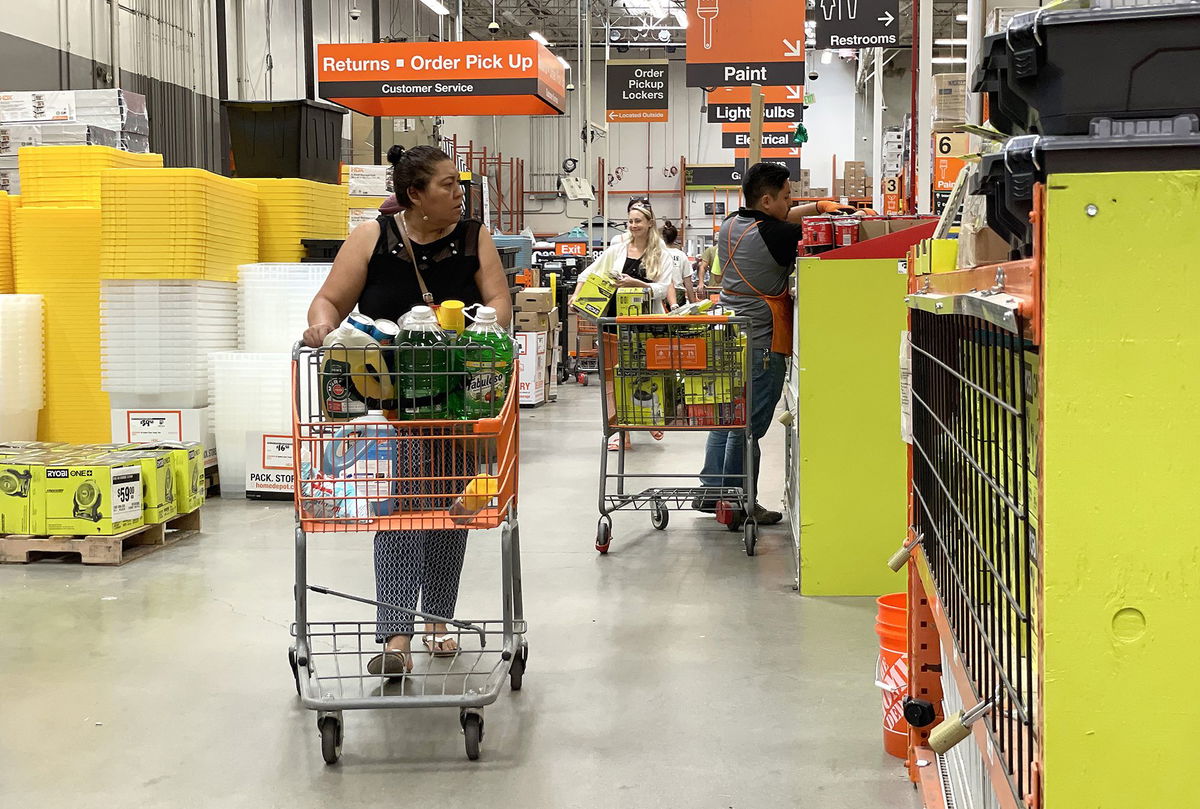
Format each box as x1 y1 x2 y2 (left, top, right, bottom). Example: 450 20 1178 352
605 60 670 122
706 86 805 124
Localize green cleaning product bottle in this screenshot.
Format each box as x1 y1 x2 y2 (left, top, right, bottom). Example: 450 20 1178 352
458 306 516 419
396 305 453 419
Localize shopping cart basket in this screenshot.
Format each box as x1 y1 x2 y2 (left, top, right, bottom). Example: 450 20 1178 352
568 316 600 385
595 315 758 555
288 341 525 763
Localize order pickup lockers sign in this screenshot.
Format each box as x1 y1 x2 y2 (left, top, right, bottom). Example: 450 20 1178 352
606 60 669 122
686 0 807 87
706 85 805 124
317 41 565 117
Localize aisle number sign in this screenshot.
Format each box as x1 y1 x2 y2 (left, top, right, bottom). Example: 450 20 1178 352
606 60 669 122
706 85 805 124
882 176 903 215
686 0 807 87
933 132 969 192
317 41 565 117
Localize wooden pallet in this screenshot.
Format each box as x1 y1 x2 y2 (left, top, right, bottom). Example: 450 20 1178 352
0 509 202 566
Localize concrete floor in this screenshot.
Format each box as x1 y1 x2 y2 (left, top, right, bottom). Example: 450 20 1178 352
0 383 920 809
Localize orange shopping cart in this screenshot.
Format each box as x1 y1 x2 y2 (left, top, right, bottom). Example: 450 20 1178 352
287 340 525 763
595 314 758 555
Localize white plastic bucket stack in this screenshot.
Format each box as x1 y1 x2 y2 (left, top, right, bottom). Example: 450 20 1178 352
100 280 238 408
209 352 291 494
0 294 45 440
237 263 332 352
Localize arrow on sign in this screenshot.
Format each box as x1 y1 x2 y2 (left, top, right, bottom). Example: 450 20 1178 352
608 111 617 121
786 85 802 100
782 40 803 58
878 11 895 25
789 147 800 156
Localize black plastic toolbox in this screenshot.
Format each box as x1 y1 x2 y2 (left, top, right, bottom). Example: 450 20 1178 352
971 115 1200 257
974 3 1200 137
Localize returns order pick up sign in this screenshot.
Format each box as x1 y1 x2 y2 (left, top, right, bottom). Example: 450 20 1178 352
318 41 566 117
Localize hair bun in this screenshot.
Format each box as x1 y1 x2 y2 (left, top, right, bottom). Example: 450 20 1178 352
386 145 405 165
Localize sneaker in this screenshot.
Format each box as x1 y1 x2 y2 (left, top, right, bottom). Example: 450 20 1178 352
691 497 717 513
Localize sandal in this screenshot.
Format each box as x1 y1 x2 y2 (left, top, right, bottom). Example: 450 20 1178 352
607 434 632 451
649 430 664 440
422 633 459 657
367 649 412 677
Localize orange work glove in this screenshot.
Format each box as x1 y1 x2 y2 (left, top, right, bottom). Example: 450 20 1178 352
816 200 857 214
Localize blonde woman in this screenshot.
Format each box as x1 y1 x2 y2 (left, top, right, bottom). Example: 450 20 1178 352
570 200 672 450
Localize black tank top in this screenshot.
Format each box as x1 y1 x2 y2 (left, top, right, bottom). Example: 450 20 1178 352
358 214 485 321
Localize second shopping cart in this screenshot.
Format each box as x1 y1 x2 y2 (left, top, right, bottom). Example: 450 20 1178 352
595 314 759 555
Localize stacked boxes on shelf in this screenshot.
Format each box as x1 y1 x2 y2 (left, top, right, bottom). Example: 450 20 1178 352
99 167 259 482
513 287 559 406
244 178 348 262
341 164 392 231
0 191 12 292
73 90 151 153
882 127 904 184
17 145 160 206
932 73 968 130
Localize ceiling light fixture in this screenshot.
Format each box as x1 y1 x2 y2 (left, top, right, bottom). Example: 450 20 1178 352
821 50 833 64
934 38 969 46
418 0 450 16
529 31 550 46
931 57 968 64
955 13 968 22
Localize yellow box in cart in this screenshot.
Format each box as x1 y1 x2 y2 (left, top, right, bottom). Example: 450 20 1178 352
36 458 143 536
613 370 671 426
615 288 649 317
571 271 618 321
683 373 738 405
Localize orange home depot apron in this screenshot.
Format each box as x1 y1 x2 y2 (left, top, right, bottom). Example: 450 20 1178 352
725 221 794 355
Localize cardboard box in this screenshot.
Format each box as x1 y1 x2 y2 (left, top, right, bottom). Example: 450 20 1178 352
933 73 968 126
988 8 1027 34
0 90 75 123
615 289 649 317
37 459 143 536
809 187 828 199
614 371 669 426
112 408 217 471
0 460 37 533
858 217 890 242
571 271 618 321
245 433 295 500
683 373 737 405
122 443 204 514
832 178 846 198
345 164 392 197
515 287 555 313
578 333 597 353
516 331 547 406
123 451 179 523
514 306 558 333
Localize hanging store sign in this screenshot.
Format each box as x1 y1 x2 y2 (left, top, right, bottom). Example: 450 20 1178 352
317 41 566 117
720 126 796 149
706 85 805 124
685 164 742 190
606 60 669 122
812 0 901 49
735 156 803 175
686 0 807 87
734 146 803 159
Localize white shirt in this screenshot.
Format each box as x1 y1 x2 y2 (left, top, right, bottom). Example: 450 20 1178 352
573 234 672 313
665 247 690 287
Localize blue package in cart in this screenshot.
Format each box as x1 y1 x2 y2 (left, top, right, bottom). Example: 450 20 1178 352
319 418 399 517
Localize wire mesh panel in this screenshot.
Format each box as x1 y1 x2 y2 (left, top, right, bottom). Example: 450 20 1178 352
292 344 518 533
909 309 1039 807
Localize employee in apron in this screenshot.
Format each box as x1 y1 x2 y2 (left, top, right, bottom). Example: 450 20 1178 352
696 162 854 526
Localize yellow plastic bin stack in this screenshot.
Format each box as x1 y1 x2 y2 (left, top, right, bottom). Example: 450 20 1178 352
242 178 348 261
0 191 13 293
99 168 259 282
12 207 110 442
17 145 161 207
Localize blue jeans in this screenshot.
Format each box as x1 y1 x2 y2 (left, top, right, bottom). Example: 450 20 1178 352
700 349 787 503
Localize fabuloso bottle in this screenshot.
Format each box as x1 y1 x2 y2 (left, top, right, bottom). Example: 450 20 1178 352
458 306 515 419
396 305 452 419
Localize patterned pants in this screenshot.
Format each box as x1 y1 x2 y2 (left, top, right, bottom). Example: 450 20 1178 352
374 440 475 642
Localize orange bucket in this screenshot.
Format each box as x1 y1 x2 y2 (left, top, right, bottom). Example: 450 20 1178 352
875 593 909 759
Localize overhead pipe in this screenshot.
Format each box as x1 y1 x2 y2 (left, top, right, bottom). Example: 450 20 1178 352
109 0 121 86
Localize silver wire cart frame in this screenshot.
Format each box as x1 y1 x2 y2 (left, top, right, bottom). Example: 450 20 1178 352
288 342 526 763
594 315 758 556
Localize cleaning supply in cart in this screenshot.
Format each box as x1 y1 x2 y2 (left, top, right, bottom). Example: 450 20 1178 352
457 306 516 419
448 474 499 524
320 417 398 517
437 299 466 336
395 305 454 419
320 320 395 419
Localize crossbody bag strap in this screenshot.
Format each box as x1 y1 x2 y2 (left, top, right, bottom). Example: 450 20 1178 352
396 212 435 305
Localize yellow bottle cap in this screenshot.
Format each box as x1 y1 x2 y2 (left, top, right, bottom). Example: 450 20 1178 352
438 299 466 335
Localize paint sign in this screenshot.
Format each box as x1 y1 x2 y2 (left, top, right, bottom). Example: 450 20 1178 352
686 0 807 87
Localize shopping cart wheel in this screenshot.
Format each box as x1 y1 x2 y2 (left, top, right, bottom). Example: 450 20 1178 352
578 372 589 386
318 714 343 765
716 501 744 531
595 519 612 554
288 647 301 696
744 521 758 557
509 641 528 691
461 711 484 761
651 500 669 531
